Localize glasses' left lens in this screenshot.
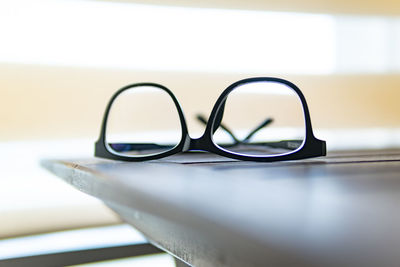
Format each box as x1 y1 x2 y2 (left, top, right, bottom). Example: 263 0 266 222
105 85 182 157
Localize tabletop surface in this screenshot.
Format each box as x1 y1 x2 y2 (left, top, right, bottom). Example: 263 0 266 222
42 149 400 267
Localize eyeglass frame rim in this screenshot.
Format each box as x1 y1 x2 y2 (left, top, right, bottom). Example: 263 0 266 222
95 77 326 162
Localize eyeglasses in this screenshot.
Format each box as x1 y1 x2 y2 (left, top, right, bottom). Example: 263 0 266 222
95 77 326 162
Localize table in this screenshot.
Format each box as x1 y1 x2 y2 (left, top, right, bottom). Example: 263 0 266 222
41 149 400 267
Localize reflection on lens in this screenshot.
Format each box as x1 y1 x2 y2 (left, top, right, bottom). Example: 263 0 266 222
212 81 305 156
106 85 182 157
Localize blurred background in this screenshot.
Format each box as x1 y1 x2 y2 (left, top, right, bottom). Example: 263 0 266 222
1 0 400 265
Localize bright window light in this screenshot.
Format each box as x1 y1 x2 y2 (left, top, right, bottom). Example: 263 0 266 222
335 15 400 73
0 0 335 74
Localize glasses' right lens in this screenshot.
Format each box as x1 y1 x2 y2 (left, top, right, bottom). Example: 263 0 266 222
105 85 182 157
212 81 306 156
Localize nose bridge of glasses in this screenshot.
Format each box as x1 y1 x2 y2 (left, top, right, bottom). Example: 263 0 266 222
185 136 209 151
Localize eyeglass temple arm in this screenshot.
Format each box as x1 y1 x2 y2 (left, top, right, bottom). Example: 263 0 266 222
196 114 240 143
242 118 274 143
196 114 274 144
205 97 275 143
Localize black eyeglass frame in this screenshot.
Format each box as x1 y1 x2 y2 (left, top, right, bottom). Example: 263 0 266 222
95 77 326 162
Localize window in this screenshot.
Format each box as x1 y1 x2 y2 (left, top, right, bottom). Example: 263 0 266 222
1 0 400 261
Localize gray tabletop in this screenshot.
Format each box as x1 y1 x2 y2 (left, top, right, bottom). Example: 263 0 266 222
42 149 400 267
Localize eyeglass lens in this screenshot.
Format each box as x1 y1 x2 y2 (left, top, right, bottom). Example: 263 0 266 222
211 81 306 156
105 86 182 157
